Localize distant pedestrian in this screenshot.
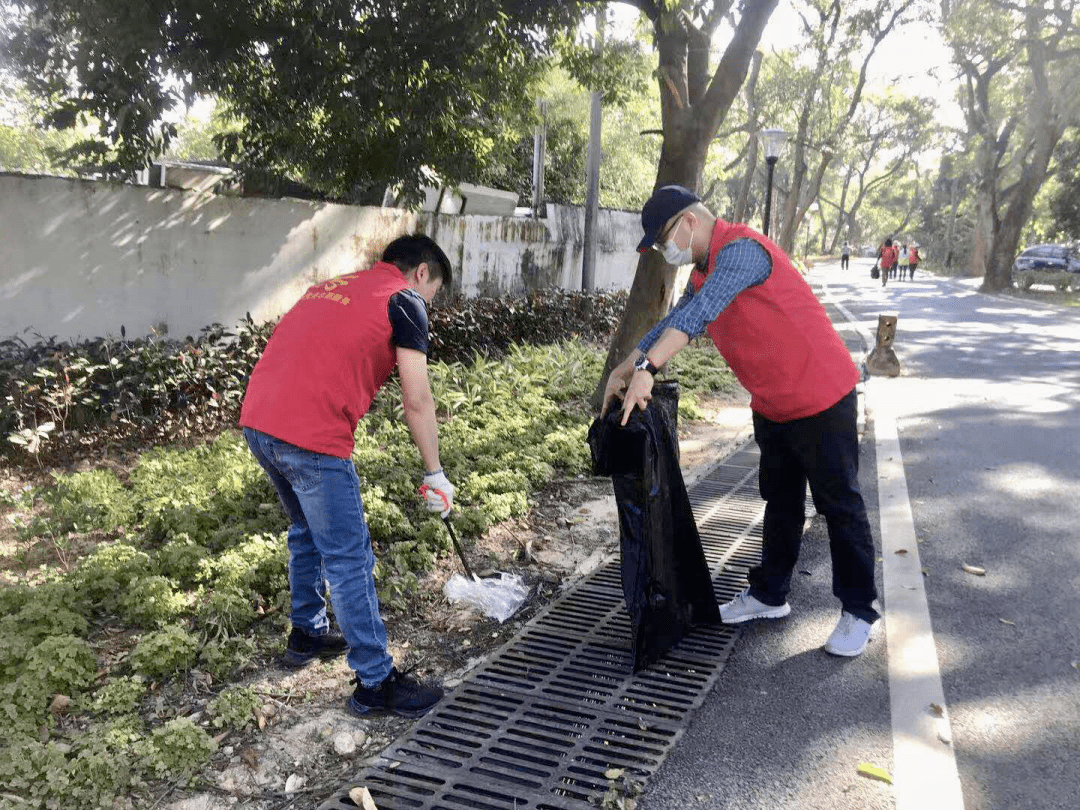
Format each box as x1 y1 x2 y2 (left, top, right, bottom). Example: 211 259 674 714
897 243 910 280
908 245 920 279
878 238 897 288
840 241 851 270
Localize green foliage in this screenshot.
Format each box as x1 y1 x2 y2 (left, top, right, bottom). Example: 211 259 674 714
1 1 592 200
428 289 626 364
0 634 97 734
128 625 199 680
207 686 260 732
195 587 257 640
69 541 152 610
117 575 189 628
90 676 147 717
40 470 136 533
196 636 257 683
0 718 146 809
1 317 274 464
201 533 288 600
153 534 212 588
22 634 98 698
140 717 216 781
665 344 738 394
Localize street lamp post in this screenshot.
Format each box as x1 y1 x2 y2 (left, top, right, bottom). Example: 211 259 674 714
759 128 787 237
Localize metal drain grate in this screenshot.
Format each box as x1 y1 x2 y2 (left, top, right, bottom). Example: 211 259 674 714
320 442 765 810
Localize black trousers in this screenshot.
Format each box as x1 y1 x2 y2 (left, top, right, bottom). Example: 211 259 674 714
747 389 880 622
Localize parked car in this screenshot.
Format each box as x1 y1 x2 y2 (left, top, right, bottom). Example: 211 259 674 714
1012 244 1080 274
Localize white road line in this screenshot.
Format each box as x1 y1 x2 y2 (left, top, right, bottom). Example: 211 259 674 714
873 396 964 810
820 276 964 809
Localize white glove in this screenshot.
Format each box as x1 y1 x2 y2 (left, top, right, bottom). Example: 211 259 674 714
420 469 454 518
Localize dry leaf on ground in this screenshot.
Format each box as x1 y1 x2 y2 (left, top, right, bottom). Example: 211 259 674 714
857 762 893 784
348 786 379 809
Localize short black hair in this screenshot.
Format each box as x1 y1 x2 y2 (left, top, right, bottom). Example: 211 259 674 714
382 234 453 287
884 238 893 247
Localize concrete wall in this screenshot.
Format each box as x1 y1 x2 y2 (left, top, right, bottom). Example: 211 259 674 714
0 173 642 341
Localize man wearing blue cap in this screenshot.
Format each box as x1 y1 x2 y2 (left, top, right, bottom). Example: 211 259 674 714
601 186 879 657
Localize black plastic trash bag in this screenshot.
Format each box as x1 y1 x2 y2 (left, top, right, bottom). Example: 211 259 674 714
588 381 721 671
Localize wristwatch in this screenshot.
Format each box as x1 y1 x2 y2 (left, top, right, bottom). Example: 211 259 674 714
634 355 660 376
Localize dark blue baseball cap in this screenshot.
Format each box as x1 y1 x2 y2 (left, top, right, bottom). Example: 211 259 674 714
637 185 700 252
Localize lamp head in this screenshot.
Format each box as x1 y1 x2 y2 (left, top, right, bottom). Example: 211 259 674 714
760 128 787 160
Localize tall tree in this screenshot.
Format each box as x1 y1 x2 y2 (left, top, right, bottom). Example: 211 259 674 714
945 0 1080 290
771 0 917 255
821 92 936 252
0 0 597 201
595 0 780 398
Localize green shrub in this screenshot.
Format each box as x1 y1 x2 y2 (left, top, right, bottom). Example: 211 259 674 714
128 625 199 679
40 469 136 533
117 575 189 627
90 675 147 716
0 718 147 809
195 587 257 639
1 317 275 464
0 737 75 807
208 686 261 732
69 541 152 609
428 289 626 363
22 634 98 698
139 717 216 781
152 534 212 587
127 434 277 545
197 636 257 683
203 532 288 599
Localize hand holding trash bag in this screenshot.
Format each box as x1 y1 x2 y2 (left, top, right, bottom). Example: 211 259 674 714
620 369 655 426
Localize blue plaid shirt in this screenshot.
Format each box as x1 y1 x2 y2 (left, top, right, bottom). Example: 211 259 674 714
637 238 772 353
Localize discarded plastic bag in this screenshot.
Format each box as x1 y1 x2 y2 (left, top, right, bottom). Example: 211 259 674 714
443 572 529 622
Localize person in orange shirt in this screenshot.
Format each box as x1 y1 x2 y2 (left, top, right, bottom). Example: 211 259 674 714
878 238 897 287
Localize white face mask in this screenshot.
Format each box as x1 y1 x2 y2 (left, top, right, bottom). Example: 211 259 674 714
660 217 694 265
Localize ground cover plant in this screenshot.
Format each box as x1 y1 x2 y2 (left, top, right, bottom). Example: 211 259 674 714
0 295 738 808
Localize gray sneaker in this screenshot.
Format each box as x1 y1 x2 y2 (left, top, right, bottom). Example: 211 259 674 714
823 611 877 657
719 589 791 624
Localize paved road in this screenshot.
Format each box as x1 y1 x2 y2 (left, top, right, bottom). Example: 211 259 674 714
640 260 1080 810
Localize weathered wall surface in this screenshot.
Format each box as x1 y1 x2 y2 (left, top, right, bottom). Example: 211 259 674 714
0 173 642 341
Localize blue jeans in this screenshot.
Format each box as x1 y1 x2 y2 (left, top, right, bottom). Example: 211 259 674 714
243 428 393 686
747 390 880 623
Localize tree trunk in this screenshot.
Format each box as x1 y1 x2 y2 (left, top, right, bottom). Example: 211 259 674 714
733 51 763 223
591 0 779 407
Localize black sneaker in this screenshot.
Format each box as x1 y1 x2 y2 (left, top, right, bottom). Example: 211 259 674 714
281 627 349 668
347 668 443 719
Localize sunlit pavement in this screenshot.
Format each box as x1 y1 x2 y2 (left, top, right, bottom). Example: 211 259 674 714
639 259 1080 810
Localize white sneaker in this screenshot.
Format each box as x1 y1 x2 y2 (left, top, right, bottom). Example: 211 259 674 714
719 589 791 624
823 611 877 657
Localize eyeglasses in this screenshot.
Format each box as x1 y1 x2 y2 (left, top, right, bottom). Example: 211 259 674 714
656 214 683 247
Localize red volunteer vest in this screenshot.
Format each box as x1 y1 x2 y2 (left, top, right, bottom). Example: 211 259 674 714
880 245 897 269
688 221 859 422
240 262 410 458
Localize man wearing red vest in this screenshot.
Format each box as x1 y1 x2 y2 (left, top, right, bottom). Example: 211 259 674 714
240 234 455 717
602 186 879 656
